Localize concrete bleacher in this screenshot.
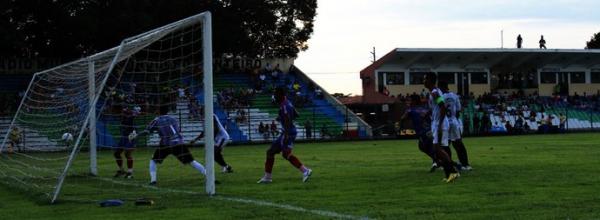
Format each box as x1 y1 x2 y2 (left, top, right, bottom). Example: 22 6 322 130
214 72 365 142
0 116 60 151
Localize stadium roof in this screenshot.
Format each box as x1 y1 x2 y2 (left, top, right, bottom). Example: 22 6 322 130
361 48 600 77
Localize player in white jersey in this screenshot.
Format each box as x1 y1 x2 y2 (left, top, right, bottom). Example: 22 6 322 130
439 81 472 171
423 72 459 183
191 114 233 173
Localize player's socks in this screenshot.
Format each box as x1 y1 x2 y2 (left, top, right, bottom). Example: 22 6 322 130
126 157 134 170
190 160 207 176
149 160 157 183
265 157 275 174
287 155 304 171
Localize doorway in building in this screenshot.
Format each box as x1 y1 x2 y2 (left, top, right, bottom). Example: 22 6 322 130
558 72 569 96
456 72 470 97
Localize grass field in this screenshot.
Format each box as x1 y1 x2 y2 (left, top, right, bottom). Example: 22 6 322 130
1 133 600 219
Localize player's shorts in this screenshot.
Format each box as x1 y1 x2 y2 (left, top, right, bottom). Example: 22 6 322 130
215 136 229 151
448 117 462 141
117 135 136 149
152 144 194 164
270 133 297 152
431 119 449 147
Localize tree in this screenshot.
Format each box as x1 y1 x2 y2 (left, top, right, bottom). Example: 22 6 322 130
0 0 317 59
586 32 600 49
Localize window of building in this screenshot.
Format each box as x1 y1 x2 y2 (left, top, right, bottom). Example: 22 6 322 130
570 72 585 84
437 72 455 84
540 72 556 84
591 72 600 83
470 72 488 84
409 72 427 85
383 72 404 85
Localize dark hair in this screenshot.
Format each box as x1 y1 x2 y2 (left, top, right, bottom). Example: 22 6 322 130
425 72 437 84
438 80 449 91
159 105 170 115
274 86 286 98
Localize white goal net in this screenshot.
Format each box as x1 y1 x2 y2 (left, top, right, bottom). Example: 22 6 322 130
0 12 214 203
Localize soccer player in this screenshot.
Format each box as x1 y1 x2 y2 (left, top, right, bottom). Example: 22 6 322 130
129 105 209 186
400 97 436 169
191 114 233 173
114 107 139 179
423 72 460 183
439 81 472 171
258 87 312 183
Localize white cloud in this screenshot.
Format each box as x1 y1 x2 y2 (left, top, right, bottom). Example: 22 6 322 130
295 0 600 95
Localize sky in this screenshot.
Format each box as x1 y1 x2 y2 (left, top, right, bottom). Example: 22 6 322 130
294 0 600 96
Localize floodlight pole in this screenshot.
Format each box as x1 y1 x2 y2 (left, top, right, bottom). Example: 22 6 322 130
203 12 215 196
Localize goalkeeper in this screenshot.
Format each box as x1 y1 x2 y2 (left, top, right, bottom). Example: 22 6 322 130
129 105 210 186
190 114 233 173
113 106 139 179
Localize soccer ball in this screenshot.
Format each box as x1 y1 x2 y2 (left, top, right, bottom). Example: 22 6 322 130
61 132 73 142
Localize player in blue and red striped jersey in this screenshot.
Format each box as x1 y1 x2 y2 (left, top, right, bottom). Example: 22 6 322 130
258 87 312 183
113 106 139 179
129 105 209 186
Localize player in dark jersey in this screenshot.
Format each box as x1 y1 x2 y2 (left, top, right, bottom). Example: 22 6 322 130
113 107 139 179
401 100 436 170
191 114 233 173
258 87 312 183
129 105 210 186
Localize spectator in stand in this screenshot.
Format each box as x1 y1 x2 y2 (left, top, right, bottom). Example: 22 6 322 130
559 113 566 132
293 80 301 93
539 35 547 49
383 86 390 96
271 64 281 82
304 119 313 139
315 87 323 99
505 121 513 134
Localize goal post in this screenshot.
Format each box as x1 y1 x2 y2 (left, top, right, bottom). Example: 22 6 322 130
0 11 215 203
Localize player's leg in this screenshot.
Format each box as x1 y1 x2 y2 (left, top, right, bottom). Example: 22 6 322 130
450 121 471 170
452 139 471 170
258 137 282 183
214 138 232 173
172 145 206 176
124 149 135 178
432 124 459 182
280 134 312 182
113 148 126 177
418 136 438 172
149 147 170 185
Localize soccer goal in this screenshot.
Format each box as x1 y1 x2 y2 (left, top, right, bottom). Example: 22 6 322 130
0 12 215 203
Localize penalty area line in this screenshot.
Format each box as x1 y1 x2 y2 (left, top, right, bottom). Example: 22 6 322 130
94 177 371 220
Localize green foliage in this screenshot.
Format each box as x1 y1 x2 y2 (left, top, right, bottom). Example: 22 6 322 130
2 133 600 219
0 0 317 59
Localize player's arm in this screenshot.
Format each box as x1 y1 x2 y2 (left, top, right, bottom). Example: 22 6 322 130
433 93 446 141
130 118 157 140
282 107 293 140
191 131 205 144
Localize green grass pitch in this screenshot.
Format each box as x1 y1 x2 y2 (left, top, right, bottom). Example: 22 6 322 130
1 133 600 219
